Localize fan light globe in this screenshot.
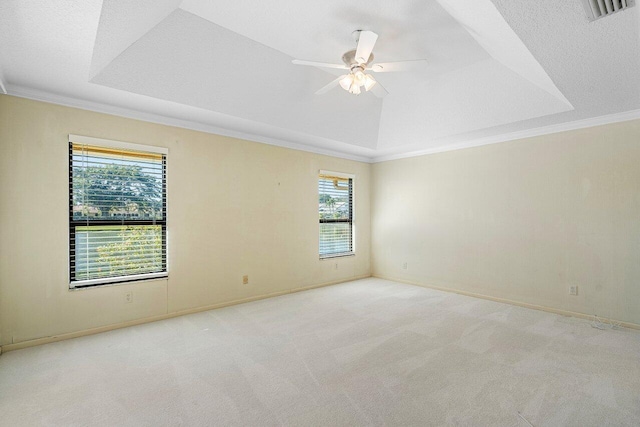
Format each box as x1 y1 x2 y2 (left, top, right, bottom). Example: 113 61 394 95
339 74 354 91
363 74 377 91
349 81 361 95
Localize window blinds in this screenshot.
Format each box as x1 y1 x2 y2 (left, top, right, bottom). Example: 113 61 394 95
69 140 167 287
319 173 353 257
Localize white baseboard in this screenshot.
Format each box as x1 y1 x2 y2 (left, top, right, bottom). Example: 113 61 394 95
0 275 371 353
373 274 640 331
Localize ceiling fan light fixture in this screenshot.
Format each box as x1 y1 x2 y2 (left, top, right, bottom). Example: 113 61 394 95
363 74 377 91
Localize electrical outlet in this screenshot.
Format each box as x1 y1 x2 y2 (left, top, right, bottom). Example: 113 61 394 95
124 291 133 303
569 286 578 296
402 262 408 270
243 275 249 285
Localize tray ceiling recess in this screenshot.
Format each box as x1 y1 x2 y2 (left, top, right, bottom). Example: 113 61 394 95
88 0 572 155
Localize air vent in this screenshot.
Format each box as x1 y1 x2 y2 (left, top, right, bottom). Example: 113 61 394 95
580 0 636 22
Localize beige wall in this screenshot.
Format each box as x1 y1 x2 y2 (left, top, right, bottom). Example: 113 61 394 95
0 95 371 346
3 93 639 348
372 119 640 326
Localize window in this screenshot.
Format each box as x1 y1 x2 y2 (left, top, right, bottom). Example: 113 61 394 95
319 171 354 258
69 135 167 288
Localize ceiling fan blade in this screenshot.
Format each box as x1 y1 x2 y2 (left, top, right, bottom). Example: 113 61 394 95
315 75 347 95
370 60 428 73
370 81 388 98
355 30 378 64
292 59 348 70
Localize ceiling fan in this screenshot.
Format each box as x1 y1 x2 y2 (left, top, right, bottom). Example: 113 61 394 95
292 30 427 97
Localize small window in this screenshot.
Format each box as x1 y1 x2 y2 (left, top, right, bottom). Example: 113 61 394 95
319 171 354 258
69 135 168 288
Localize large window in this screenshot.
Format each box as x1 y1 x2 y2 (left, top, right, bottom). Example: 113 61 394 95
69 135 167 288
319 171 354 258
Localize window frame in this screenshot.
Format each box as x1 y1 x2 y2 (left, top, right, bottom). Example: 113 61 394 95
318 170 355 259
68 134 168 289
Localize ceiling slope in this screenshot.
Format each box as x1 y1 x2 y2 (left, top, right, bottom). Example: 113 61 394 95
90 0 183 80
437 0 573 108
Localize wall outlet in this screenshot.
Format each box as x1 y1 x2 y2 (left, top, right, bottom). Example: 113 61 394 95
569 286 578 296
402 262 408 270
242 275 249 285
124 291 133 303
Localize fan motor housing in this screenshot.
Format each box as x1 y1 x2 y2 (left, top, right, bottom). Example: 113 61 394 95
342 49 374 67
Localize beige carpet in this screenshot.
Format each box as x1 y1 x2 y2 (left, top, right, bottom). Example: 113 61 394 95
1 278 639 426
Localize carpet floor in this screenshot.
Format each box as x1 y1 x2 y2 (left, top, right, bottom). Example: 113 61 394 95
1 278 639 426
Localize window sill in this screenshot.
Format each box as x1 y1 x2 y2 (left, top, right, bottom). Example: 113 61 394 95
320 252 355 260
70 272 168 290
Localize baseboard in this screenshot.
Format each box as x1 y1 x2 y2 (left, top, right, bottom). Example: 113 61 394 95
373 274 640 331
0 274 371 353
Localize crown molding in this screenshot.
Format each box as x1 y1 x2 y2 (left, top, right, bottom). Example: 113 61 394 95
6 84 640 165
373 109 640 163
4 84 374 163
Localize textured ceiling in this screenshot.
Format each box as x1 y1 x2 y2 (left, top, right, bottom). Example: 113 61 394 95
0 0 638 162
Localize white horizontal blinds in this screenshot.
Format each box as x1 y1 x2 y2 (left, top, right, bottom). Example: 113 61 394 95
71 145 164 221
72 225 163 280
70 142 167 285
319 173 353 257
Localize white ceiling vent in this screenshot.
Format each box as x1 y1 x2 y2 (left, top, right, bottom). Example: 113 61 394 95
580 0 636 22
